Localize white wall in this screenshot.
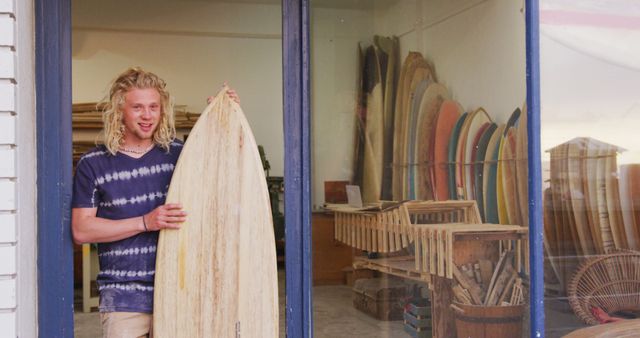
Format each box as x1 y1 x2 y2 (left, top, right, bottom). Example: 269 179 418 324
310 6 374 209
0 0 17 334
310 0 526 207
0 0 36 336
375 0 526 121
72 0 527 208
72 0 284 176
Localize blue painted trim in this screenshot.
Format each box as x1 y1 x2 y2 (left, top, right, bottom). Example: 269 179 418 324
525 0 544 337
35 0 74 336
283 0 313 337
301 0 314 336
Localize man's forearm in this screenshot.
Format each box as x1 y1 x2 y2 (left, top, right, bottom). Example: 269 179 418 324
72 214 146 244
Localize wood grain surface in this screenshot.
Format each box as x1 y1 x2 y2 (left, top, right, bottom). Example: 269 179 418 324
415 83 450 200
482 124 505 224
433 101 462 201
154 87 278 338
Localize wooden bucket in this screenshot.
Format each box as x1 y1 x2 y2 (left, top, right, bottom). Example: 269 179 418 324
452 302 524 338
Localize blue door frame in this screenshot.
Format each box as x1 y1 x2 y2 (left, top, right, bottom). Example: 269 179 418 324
35 0 74 336
525 1 544 336
35 0 541 336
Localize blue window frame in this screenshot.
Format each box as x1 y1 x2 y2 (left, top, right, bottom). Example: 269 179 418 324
34 0 542 336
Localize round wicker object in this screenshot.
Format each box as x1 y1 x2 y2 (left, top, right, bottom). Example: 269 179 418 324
568 250 640 325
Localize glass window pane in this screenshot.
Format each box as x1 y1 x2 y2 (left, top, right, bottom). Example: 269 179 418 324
541 1 640 336
311 1 531 337
71 0 284 336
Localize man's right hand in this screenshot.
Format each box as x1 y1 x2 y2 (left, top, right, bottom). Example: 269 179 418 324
143 203 187 231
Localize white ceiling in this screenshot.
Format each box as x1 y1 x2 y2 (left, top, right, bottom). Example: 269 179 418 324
167 0 388 10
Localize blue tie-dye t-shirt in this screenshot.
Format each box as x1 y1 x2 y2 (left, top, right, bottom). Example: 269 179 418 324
72 141 183 313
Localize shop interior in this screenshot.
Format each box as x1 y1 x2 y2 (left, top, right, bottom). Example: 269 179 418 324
71 0 640 337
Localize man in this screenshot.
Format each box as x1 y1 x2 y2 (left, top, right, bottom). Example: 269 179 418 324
72 67 237 337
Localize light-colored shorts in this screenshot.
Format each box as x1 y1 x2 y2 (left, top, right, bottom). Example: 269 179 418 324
100 312 153 338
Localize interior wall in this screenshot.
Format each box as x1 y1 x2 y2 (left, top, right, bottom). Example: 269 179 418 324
72 0 284 176
310 6 374 209
310 0 526 207
73 0 527 207
375 0 526 121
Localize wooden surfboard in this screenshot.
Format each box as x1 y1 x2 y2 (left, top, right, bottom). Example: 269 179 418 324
604 144 627 249
595 143 615 252
622 164 640 250
496 133 508 224
415 83 450 200
406 78 430 199
351 44 366 189
483 124 505 224
448 112 468 200
154 88 278 337
362 46 384 203
392 52 431 201
464 109 491 200
374 36 399 201
515 105 529 227
454 110 474 200
473 123 497 221
619 165 635 250
496 109 521 225
559 143 582 256
391 52 417 201
583 141 605 253
543 187 562 288
550 144 573 282
567 140 593 255
505 108 521 133
501 127 521 225
432 100 462 201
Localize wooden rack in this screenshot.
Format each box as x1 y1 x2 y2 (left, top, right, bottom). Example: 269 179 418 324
331 200 529 338
333 200 482 253
412 223 529 280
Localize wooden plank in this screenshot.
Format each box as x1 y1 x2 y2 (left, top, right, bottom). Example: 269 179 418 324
484 250 511 305
478 259 493 290
431 276 456 338
496 270 518 305
485 263 515 306
452 265 483 304
154 88 278 337
393 209 402 250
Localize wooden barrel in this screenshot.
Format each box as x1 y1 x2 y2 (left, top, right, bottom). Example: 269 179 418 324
452 303 524 338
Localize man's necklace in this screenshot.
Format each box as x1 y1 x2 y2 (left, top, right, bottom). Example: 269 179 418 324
119 143 154 155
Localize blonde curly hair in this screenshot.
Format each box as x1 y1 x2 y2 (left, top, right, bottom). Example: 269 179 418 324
101 67 176 155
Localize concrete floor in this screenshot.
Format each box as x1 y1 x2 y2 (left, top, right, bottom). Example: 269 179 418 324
74 271 588 337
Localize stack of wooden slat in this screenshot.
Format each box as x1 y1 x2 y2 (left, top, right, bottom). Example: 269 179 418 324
412 223 528 279
452 251 525 306
330 200 483 254
72 102 198 129
545 137 635 292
